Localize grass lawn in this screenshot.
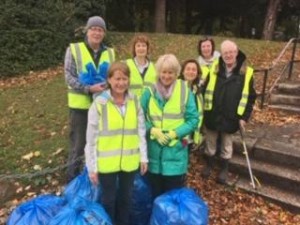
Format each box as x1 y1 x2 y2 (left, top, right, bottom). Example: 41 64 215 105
0 75 68 182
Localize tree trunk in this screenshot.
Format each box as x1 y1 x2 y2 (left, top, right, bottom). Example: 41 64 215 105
154 0 166 33
262 0 281 40
168 0 185 33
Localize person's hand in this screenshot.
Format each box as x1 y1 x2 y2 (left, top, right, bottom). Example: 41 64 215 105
140 162 148 175
166 130 177 140
89 83 106 93
150 127 169 145
89 172 99 186
239 119 247 132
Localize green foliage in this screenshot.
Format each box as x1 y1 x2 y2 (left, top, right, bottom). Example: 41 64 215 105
0 0 73 77
0 29 68 77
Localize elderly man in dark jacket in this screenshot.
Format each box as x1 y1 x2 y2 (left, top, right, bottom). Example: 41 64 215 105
202 40 256 184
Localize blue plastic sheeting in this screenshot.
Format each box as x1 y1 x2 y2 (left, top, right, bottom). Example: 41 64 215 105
63 167 101 202
6 194 66 225
150 188 209 225
130 173 153 225
48 197 112 225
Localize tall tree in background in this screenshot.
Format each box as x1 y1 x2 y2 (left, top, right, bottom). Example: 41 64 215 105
262 0 281 40
154 0 166 32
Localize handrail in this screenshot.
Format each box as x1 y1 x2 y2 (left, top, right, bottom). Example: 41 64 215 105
254 38 300 109
269 38 296 68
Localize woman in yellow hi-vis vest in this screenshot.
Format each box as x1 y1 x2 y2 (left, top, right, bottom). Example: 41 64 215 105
140 54 199 199
125 35 157 98
64 16 115 181
202 40 256 184
197 37 220 85
84 62 148 225
178 59 204 152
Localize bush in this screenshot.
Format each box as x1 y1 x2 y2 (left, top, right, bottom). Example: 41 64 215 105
0 29 69 77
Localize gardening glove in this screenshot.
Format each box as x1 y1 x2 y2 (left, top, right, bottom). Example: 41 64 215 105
166 130 177 140
150 127 169 145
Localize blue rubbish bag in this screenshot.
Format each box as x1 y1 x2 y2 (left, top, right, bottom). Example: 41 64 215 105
6 194 66 225
130 173 153 225
48 196 112 225
150 188 209 225
63 167 101 202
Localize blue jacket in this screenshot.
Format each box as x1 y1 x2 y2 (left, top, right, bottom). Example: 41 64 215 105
140 83 199 175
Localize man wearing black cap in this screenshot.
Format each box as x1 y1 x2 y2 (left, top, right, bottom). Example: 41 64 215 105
64 16 115 182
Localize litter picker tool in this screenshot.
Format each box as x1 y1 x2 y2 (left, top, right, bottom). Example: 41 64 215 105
239 126 258 189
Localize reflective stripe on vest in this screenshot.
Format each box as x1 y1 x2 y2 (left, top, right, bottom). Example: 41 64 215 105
95 97 140 173
237 67 254 115
68 43 115 109
148 80 188 146
126 59 157 97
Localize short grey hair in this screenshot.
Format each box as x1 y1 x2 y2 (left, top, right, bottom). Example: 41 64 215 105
155 54 181 77
220 40 238 53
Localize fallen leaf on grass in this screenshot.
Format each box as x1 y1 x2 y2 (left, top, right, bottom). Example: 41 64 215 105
22 151 40 160
52 148 64 156
22 152 34 160
33 165 42 171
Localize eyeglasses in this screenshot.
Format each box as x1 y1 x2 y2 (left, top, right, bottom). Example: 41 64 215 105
89 27 104 32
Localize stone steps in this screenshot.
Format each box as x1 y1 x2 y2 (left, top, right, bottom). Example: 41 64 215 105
268 104 300 113
232 176 300 214
270 94 300 107
233 137 300 168
268 81 300 113
228 136 300 213
277 82 300 95
230 154 300 195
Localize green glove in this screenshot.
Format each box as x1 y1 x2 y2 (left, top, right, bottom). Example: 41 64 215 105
150 127 169 145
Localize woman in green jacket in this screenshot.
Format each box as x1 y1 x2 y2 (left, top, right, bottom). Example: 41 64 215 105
140 54 199 198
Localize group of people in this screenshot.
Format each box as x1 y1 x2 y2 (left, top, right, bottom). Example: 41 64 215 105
64 16 256 225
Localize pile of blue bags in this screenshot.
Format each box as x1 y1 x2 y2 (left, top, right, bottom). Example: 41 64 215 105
7 169 209 225
6 168 112 225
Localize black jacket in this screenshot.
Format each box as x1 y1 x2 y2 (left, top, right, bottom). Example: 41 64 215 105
204 50 256 133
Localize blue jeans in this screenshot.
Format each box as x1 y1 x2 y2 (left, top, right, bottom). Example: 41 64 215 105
66 109 88 182
99 171 137 225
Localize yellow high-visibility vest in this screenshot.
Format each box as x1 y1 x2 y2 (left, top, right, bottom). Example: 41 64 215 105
193 89 204 144
200 65 210 82
95 95 140 173
204 61 254 116
126 59 156 98
148 80 188 146
68 42 115 109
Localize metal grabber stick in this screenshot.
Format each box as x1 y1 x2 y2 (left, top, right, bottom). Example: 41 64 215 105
239 126 256 189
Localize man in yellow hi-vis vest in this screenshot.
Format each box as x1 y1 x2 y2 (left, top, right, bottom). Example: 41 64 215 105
64 16 115 181
202 40 256 184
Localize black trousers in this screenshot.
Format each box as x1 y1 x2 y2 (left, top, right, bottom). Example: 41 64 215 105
147 172 186 200
66 109 88 182
99 171 136 225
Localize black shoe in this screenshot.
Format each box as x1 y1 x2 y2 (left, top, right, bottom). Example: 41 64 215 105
217 159 229 184
201 155 213 178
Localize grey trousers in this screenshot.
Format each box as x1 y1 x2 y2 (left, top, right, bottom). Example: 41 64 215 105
204 128 233 159
66 108 88 182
